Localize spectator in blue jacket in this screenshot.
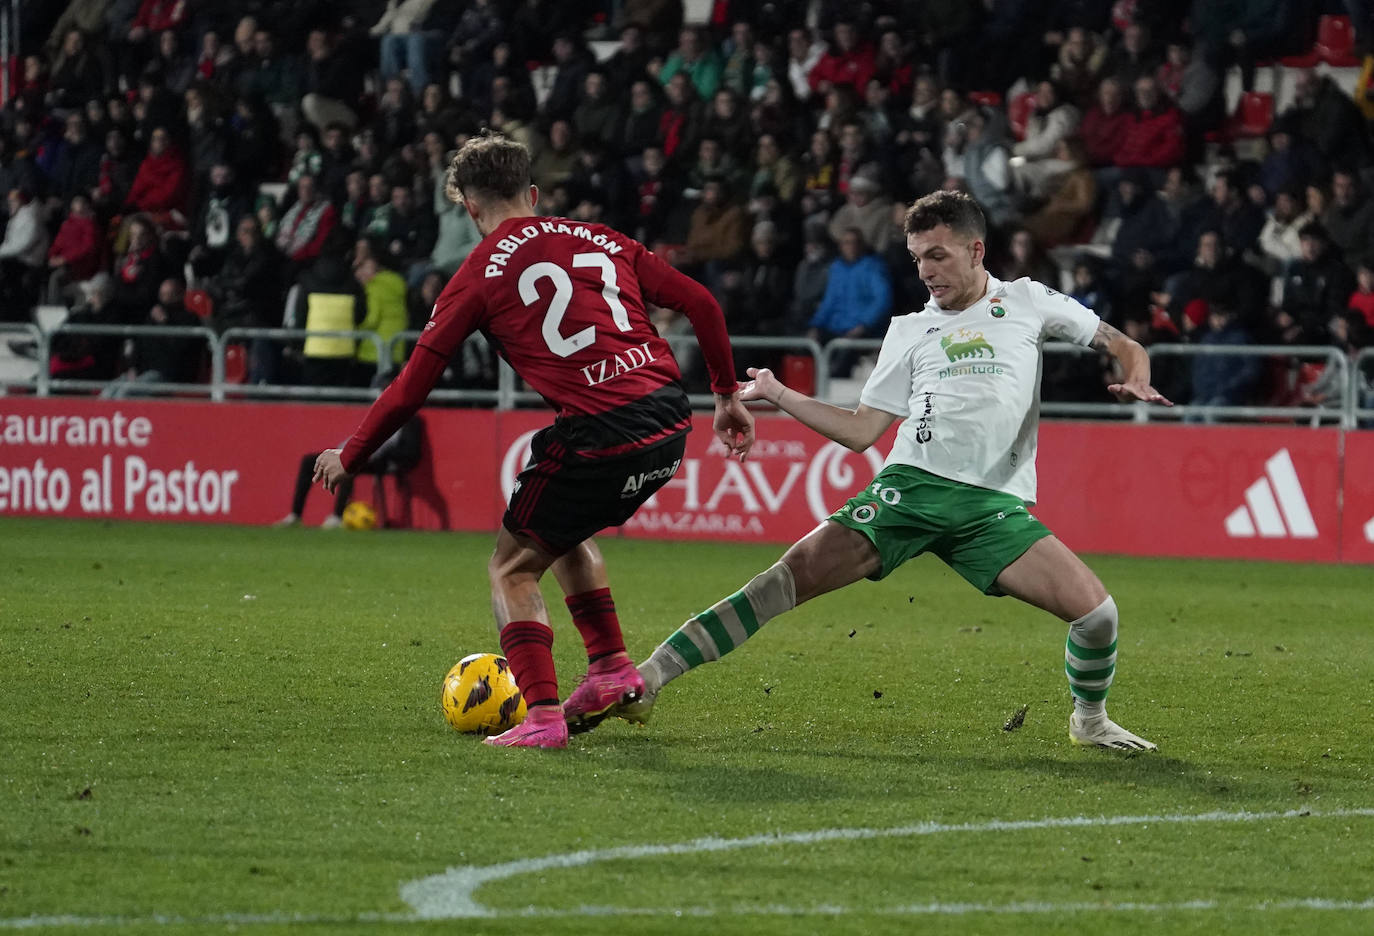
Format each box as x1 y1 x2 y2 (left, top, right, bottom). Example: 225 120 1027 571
808 227 892 376
1188 301 1259 420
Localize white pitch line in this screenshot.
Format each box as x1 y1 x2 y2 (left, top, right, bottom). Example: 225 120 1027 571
4 807 1373 930
400 806 1374 919
6 897 1374 929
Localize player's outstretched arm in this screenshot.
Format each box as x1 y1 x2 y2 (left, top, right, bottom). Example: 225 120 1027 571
740 367 898 452
1092 321 1174 406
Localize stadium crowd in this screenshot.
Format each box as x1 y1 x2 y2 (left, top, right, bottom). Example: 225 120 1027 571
1 0 1373 409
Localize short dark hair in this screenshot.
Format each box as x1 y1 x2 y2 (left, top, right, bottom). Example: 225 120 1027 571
1298 221 1329 242
445 129 531 204
903 190 987 241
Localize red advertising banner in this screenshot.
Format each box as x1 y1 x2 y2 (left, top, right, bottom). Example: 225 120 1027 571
0 397 497 531
1033 423 1344 563
494 410 890 545
1340 431 1374 564
1 397 1369 562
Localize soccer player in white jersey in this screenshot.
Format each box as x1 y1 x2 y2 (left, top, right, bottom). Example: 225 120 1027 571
563 190 1173 751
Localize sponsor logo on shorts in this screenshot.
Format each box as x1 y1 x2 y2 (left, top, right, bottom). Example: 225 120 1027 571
914 392 934 444
621 459 682 497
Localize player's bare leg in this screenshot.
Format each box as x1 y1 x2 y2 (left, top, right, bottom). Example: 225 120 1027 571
483 528 568 748
550 539 647 733
995 536 1156 751
611 522 880 729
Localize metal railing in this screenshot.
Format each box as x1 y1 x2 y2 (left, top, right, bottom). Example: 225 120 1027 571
386 330 504 407
214 327 389 403
0 323 44 395
1147 344 1350 427
3 322 1370 428
817 339 1356 426
668 334 828 408
1354 347 1374 427
45 324 219 398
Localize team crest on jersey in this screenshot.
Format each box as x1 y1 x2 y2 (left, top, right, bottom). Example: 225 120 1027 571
989 298 1006 318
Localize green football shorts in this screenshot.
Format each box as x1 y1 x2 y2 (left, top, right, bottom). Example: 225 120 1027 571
829 464 1054 595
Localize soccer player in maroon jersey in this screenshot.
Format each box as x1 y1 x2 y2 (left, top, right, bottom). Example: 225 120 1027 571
313 132 754 748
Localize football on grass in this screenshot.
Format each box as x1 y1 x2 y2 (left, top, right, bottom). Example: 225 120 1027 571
341 500 377 531
441 653 527 736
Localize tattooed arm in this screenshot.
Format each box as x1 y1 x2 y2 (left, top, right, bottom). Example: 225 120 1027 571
1090 320 1173 406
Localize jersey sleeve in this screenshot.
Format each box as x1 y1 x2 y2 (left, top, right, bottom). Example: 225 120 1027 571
858 318 913 417
632 241 738 394
1032 279 1100 347
338 270 485 473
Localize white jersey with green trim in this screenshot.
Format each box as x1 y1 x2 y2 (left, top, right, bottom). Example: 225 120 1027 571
858 273 1099 504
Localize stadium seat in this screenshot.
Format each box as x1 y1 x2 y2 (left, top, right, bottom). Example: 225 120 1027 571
967 90 1003 108
185 289 213 321
1280 45 1320 68
1008 92 1036 141
223 343 247 384
1232 91 1275 138
782 353 816 396
1316 14 1359 67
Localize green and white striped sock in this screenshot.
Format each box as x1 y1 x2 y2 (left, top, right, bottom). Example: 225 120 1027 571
1064 596 1118 719
642 561 796 692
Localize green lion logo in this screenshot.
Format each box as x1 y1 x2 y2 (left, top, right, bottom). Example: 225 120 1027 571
940 329 996 362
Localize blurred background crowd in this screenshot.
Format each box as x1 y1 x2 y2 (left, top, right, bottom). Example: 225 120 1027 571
2 0 1373 408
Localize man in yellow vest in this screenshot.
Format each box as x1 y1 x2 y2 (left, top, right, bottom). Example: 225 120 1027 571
292 229 367 386
354 254 409 372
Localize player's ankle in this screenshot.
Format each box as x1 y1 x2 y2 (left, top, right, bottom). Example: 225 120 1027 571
588 650 632 670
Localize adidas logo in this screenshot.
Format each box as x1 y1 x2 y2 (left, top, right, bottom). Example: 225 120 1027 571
1223 449 1317 539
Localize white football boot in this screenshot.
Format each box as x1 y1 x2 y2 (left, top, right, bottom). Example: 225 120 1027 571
1069 711 1157 751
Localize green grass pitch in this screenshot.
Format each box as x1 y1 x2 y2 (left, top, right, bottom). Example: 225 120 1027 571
2 516 1372 935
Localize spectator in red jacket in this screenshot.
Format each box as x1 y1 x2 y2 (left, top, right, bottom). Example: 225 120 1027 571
808 20 875 96
130 0 189 38
1080 77 1131 167
47 194 103 303
1114 75 1185 170
124 126 188 227
123 0 190 81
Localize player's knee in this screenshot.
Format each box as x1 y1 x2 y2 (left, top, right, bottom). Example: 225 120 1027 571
488 548 537 586
558 540 604 577
742 561 797 619
1072 595 1118 641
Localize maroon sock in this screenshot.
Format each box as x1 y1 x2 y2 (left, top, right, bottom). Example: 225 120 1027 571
566 587 625 663
499 620 559 707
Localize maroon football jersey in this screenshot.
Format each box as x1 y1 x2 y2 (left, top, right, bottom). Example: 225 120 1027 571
340 216 736 472
424 216 716 415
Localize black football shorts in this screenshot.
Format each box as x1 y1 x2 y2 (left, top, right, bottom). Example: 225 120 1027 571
503 427 688 555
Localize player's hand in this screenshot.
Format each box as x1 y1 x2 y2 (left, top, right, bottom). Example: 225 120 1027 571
1108 381 1173 406
738 367 784 405
713 393 755 462
312 449 351 493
